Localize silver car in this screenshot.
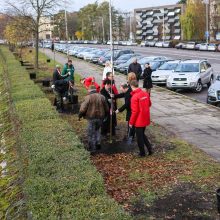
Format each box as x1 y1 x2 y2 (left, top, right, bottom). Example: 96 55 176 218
207 74 220 107
151 60 180 85
166 60 214 92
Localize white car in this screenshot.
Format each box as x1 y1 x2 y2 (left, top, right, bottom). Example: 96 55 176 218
151 60 180 85
199 43 208 51
208 43 217 51
207 74 220 107
155 41 163 47
186 42 196 50
126 41 138 46
166 60 214 92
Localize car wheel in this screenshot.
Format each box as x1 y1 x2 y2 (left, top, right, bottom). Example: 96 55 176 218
194 80 203 93
216 103 220 108
207 75 213 88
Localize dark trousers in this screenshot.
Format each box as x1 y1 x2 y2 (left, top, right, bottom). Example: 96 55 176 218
127 122 135 138
135 127 152 156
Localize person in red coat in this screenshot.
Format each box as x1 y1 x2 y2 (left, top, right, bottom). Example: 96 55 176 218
129 80 153 157
80 77 100 93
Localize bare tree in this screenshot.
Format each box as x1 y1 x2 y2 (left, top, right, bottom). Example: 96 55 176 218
7 0 63 69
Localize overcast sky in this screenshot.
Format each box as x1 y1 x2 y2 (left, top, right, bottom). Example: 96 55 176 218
0 0 178 13
72 0 178 12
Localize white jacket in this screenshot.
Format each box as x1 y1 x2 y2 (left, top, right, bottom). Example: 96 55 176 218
102 66 114 80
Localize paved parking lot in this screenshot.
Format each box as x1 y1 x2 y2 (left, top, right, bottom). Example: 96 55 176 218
42 49 220 162
70 44 220 103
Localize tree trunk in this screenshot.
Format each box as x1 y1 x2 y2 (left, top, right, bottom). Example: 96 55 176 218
35 27 39 70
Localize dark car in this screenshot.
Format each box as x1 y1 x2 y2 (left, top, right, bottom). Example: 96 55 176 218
98 49 134 66
114 53 139 66
91 50 109 63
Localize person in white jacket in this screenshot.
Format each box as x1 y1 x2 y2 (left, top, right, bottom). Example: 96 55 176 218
102 61 114 80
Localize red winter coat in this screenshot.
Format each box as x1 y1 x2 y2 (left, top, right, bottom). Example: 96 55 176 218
84 77 100 93
129 88 151 127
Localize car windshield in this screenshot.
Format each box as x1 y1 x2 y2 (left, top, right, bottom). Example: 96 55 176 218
150 61 161 70
158 63 178 70
139 57 151 65
175 63 199 72
118 54 132 60
95 50 106 56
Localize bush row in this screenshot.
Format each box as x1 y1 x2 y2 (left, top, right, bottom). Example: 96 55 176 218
1 47 130 219
0 55 26 219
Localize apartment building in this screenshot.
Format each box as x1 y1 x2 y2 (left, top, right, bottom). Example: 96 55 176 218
135 4 185 41
39 16 53 40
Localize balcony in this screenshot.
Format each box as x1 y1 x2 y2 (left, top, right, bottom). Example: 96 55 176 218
168 18 175 23
174 22 180 27
167 12 175 17
146 30 154 34
174 29 181 34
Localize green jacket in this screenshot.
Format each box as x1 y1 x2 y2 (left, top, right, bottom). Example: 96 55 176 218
62 63 74 81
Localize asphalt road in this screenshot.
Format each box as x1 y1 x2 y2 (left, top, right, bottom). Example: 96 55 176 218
69 44 220 104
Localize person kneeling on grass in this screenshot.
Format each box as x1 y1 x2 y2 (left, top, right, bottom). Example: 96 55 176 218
52 65 71 113
80 77 100 93
79 85 109 154
129 80 153 157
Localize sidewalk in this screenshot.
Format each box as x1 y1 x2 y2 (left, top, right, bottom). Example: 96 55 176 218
42 49 220 162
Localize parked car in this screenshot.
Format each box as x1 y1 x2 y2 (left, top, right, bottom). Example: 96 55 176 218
77 48 95 59
148 41 156 47
115 55 143 73
83 49 100 61
175 42 184 49
155 41 163 47
163 41 172 48
186 41 196 50
207 74 220 107
182 43 187 49
126 41 138 46
166 59 214 92
98 49 134 66
151 60 180 85
199 43 209 51
140 41 148 47
114 53 138 66
208 43 217 52
91 50 109 63
195 43 201 50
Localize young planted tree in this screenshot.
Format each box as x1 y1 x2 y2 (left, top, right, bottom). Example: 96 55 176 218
7 0 63 69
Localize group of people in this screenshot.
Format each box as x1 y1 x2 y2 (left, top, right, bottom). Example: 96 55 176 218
52 59 75 113
52 58 153 157
78 58 153 157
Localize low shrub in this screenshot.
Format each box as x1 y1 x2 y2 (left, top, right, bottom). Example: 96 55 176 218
0 46 130 219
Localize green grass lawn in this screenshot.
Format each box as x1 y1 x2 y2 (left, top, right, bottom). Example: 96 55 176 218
21 47 220 219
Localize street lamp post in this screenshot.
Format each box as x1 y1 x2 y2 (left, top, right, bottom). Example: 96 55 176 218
64 0 68 41
101 17 105 43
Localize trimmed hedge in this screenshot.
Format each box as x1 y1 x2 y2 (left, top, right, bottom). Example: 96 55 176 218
0 47 131 219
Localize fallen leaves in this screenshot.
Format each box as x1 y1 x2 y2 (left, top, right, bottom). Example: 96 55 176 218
92 153 195 209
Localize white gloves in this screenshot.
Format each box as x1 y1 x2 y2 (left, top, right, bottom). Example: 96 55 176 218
51 85 55 89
